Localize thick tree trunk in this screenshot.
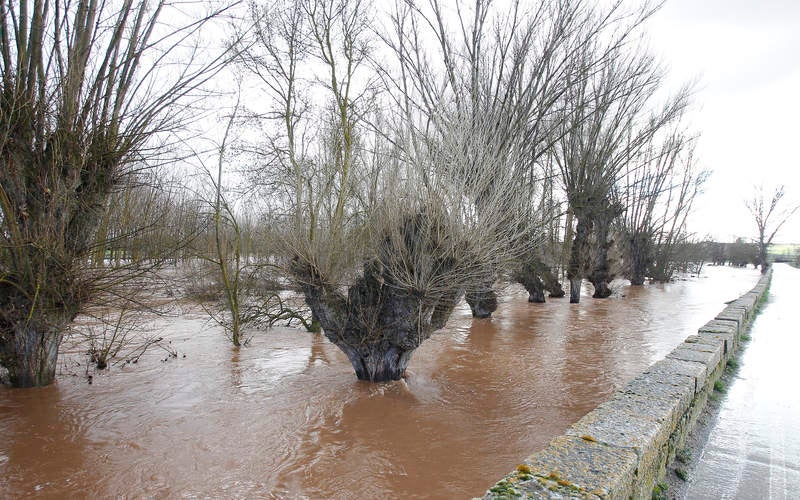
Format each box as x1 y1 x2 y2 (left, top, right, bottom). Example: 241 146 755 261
542 269 565 298
1 324 62 388
567 216 592 304
569 277 582 303
589 206 616 299
515 257 565 302
526 279 546 303
339 343 413 381
590 281 612 298
589 274 613 298
293 258 461 382
629 232 651 286
465 286 498 318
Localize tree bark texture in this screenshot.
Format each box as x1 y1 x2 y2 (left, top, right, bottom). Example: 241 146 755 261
588 204 618 299
567 216 592 304
293 260 460 382
514 257 565 303
0 322 62 387
525 277 547 303
628 231 652 286
568 277 582 304
465 285 498 318
759 246 769 274
543 272 566 298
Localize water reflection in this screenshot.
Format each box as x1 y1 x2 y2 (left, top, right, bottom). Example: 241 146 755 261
0 266 760 498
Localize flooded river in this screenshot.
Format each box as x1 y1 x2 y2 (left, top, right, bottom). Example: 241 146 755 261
0 266 760 498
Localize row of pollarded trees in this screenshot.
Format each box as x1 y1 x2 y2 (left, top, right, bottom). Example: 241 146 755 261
1 0 706 387
231 0 708 380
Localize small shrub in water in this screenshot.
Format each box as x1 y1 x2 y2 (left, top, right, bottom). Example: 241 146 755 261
676 448 691 464
652 481 668 500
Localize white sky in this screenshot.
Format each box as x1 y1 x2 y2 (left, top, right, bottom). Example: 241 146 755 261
646 0 800 243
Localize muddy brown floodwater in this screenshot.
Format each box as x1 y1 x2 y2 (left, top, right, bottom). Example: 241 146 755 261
0 266 760 499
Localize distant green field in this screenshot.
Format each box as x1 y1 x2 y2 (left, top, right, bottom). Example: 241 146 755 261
769 243 800 254
769 244 800 263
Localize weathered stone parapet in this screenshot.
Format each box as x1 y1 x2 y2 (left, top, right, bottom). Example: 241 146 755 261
482 269 772 499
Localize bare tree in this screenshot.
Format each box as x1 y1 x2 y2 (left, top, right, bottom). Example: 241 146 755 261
746 185 799 274
552 21 689 302
210 96 247 345
198 92 314 344
239 0 540 381
617 132 707 284
646 145 707 281
383 0 608 316
0 0 233 387
617 134 682 284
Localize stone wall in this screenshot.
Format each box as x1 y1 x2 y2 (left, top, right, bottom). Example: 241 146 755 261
482 270 772 499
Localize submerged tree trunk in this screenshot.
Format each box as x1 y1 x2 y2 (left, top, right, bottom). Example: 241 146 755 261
628 231 652 286
338 344 414 381
588 257 613 298
567 216 592 304
543 271 565 298
465 285 498 318
293 260 460 382
1 323 63 387
526 277 547 303
588 204 619 299
568 277 582 303
589 278 612 298
514 256 564 303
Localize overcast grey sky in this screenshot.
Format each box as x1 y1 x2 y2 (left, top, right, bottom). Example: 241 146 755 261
647 0 800 243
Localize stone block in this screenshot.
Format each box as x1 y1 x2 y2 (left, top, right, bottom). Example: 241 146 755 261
744 290 762 300
520 435 638 499
644 357 708 395
684 333 729 361
684 333 721 348
666 342 723 376
731 296 757 319
715 308 745 334
724 303 748 316
697 330 736 357
621 374 695 429
699 319 737 335
745 289 762 298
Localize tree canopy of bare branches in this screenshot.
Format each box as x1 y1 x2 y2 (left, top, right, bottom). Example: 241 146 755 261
551 8 690 301
746 185 799 274
238 0 572 380
616 132 707 283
